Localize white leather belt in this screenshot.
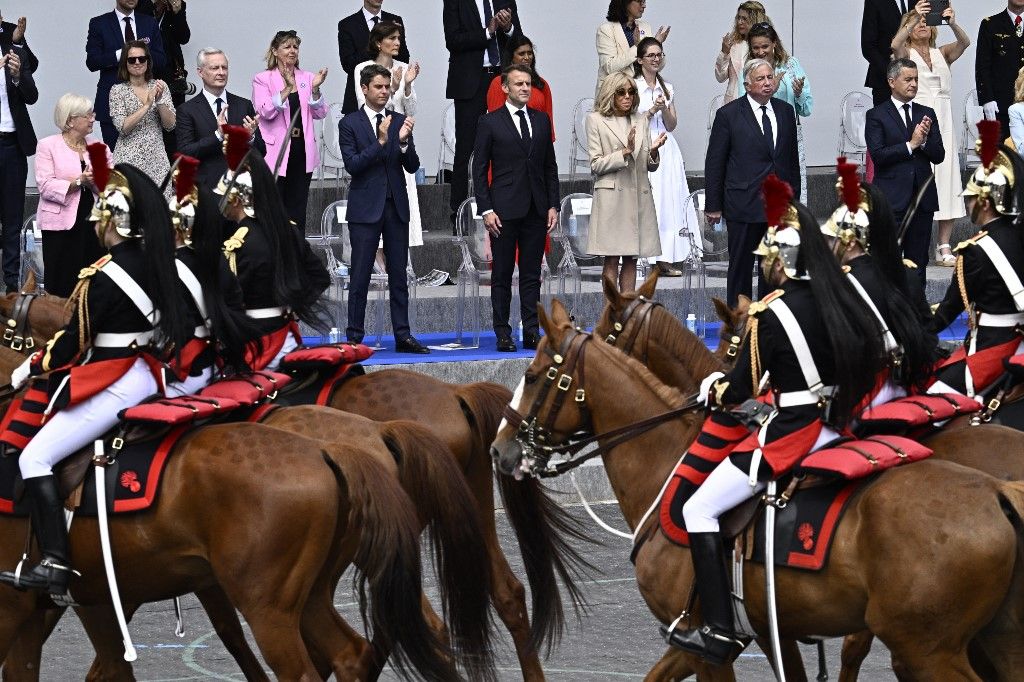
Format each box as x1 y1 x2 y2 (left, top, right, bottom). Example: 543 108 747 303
193 325 210 339
776 386 837 408
977 312 1024 327
93 330 154 348
246 306 287 319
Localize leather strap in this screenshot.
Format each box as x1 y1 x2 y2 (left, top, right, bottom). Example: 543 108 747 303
975 235 1024 311
846 272 898 352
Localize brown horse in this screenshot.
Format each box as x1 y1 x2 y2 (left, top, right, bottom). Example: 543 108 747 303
0 422 458 681
597 273 1024 680
492 299 1024 681
0 291 593 680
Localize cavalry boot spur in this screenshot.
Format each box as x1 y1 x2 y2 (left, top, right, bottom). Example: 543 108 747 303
0 475 75 595
661 531 745 665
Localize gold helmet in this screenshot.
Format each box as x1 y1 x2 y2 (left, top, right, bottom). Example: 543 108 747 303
963 119 1018 217
821 157 870 253
754 174 806 280
213 125 255 217
168 154 200 244
87 142 136 240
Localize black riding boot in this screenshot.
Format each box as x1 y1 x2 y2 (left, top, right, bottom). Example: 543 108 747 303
0 476 74 595
661 531 744 665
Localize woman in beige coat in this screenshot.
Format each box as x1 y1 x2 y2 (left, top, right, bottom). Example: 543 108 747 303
587 71 667 292
595 0 669 97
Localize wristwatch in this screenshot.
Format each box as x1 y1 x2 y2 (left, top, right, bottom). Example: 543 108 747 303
75 178 82 187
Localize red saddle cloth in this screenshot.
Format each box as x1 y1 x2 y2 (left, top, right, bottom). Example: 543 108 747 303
278 343 374 370
198 371 291 405
794 435 932 480
859 393 981 428
120 395 242 426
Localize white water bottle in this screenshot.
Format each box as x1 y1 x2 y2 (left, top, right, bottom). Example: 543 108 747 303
328 327 341 344
685 314 697 334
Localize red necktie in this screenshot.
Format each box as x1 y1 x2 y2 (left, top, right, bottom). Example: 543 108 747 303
1017 15 1023 38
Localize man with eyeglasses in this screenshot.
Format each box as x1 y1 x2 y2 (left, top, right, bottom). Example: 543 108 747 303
0 10 38 292
704 58 800 306
87 0 166 147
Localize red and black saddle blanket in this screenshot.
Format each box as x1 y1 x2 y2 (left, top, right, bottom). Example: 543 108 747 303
269 343 374 408
858 393 981 433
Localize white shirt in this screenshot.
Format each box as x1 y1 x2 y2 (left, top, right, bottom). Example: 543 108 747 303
746 95 777 148
203 88 227 117
475 0 515 68
0 75 14 133
362 7 382 31
892 96 917 155
505 100 532 139
1009 9 1024 24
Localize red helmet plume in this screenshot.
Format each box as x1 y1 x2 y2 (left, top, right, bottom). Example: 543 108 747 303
222 125 250 172
977 119 1001 170
836 158 862 214
87 142 111 191
762 173 795 228
173 154 200 203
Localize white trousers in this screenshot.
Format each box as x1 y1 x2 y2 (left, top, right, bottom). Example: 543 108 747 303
867 378 908 410
264 334 299 372
19 358 159 480
683 458 766 534
164 366 214 398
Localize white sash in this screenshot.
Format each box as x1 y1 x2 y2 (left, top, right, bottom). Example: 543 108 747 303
174 259 210 328
976 235 1024 312
846 272 899 352
767 298 823 393
100 261 159 326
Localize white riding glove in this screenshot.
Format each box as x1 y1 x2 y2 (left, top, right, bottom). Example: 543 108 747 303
697 371 725 406
983 101 1000 120
10 357 32 390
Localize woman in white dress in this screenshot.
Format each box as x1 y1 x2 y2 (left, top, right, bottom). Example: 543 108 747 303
891 0 971 267
354 21 422 258
713 1 768 104
634 37 699 275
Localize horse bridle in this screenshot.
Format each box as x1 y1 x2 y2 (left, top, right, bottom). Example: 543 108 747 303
604 296 744 361
2 293 37 353
502 327 701 478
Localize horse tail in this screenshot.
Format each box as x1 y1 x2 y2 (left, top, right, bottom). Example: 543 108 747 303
454 381 512 458
320 451 461 682
379 420 497 682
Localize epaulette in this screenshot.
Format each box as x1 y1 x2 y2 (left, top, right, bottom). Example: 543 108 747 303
748 289 784 316
223 226 249 253
902 258 918 269
77 254 113 280
955 231 988 252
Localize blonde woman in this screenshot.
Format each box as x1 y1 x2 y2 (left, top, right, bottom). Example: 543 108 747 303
714 1 768 104
891 0 970 266
1009 68 1024 151
595 0 669 97
586 71 667 293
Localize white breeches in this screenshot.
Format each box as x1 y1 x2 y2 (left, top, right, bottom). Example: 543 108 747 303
683 458 766 534
264 334 299 372
867 379 908 410
19 358 159 480
926 379 965 398
164 366 215 398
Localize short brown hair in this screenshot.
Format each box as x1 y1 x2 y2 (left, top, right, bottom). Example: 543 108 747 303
117 40 153 82
367 21 403 60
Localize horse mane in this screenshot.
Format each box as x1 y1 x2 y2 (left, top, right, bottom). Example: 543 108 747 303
645 305 727 380
589 331 690 409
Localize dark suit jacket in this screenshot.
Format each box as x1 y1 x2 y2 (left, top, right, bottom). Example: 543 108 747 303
0 24 38 157
976 12 1024 114
339 109 419 224
176 91 266 189
86 10 166 122
704 96 800 223
472 105 558 220
337 8 409 114
861 0 903 92
865 100 944 213
137 0 191 90
443 0 521 100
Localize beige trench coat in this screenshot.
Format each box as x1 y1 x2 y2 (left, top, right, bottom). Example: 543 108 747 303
585 111 661 258
594 20 653 98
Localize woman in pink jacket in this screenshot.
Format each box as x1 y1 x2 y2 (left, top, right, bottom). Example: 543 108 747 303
34 94 111 297
252 30 328 231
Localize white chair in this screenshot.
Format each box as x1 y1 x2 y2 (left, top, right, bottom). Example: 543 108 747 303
838 91 871 165
435 102 456 184
677 190 728 337
961 89 983 172
18 214 43 293
702 94 725 167
568 98 595 185
305 200 352 342
317 102 349 192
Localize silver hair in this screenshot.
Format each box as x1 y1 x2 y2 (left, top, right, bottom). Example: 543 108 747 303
742 58 773 85
197 47 228 69
53 93 93 131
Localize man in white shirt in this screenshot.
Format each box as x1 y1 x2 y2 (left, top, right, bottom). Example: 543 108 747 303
338 0 410 114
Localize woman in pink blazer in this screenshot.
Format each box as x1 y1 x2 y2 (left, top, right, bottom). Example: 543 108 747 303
35 94 112 297
252 30 328 230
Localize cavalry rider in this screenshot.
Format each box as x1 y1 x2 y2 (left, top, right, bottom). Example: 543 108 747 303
0 151 192 596
662 176 885 665
214 125 330 371
928 121 1024 399
820 159 938 408
165 155 258 396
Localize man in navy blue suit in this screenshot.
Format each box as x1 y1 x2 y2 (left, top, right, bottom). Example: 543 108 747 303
865 57 944 284
472 64 559 352
338 63 428 354
704 58 801 306
86 0 166 147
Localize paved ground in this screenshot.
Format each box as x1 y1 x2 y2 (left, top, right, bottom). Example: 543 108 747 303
20 503 898 681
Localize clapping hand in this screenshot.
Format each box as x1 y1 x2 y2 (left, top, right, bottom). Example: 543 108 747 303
624 126 637 156
405 62 420 85
495 8 513 31
377 113 393 145
721 33 733 55
11 16 26 44
153 79 167 102
792 76 805 97
3 51 20 80
911 115 931 148
390 66 403 92
655 25 671 43
652 94 667 114
312 67 328 90
242 114 258 136
398 116 414 143
77 170 94 188
280 65 296 92
651 132 668 152
216 105 229 127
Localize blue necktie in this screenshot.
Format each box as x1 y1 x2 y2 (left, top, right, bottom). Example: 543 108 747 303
482 0 500 67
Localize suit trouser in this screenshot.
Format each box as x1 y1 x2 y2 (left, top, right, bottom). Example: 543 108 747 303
0 136 26 290
450 69 495 218
277 135 312 231
347 197 411 341
725 220 768 306
490 205 546 337
100 120 119 150
896 208 932 287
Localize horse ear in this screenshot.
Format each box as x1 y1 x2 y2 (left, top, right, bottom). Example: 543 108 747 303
550 298 572 327
602 272 623 310
538 302 556 340
737 295 752 317
712 297 732 324
21 271 34 294
637 269 660 299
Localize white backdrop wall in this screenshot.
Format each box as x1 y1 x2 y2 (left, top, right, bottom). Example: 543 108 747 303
6 0 985 187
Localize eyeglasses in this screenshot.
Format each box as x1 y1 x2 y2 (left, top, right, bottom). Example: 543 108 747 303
126 56 149 65
615 88 638 97
643 52 664 60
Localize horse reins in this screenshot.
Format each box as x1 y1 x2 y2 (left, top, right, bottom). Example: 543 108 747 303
3 293 37 353
502 327 702 478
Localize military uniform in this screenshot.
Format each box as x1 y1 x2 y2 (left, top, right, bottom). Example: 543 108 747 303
976 10 1024 139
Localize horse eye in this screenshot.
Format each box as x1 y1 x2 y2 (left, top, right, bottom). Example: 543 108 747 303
524 373 538 385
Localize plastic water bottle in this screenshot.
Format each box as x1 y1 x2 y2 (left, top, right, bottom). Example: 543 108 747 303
415 167 426 185
568 215 578 237
518 321 524 343
685 314 697 335
328 327 341 344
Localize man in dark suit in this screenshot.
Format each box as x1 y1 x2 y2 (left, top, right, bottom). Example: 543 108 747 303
339 64 428 354
976 1 1024 138
473 65 559 352
866 57 945 284
0 13 38 291
862 0 909 105
86 0 166 148
338 0 409 115
176 48 265 190
444 0 521 230
704 59 801 306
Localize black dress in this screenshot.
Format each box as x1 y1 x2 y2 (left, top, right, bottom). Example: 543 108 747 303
41 159 105 298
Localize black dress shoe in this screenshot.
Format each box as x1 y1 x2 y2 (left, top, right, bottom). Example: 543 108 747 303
347 335 363 345
523 329 541 350
395 336 430 354
496 334 517 352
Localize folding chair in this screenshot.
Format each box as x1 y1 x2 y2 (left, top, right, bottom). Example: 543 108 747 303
838 91 871 165
568 98 594 185
961 89 983 172
18 214 43 293
317 103 349 193
702 94 725 167
435 102 456 184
